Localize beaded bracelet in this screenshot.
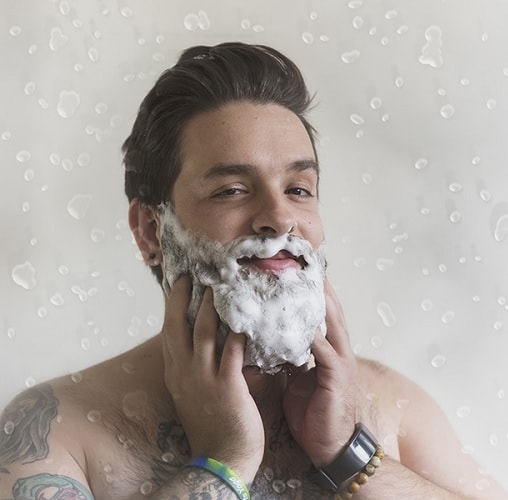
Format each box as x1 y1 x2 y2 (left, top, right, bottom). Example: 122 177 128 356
185 456 250 500
337 445 384 499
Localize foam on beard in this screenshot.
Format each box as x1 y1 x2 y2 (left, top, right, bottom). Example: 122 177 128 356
159 203 327 374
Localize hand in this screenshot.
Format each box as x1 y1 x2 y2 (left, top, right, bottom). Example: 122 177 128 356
161 276 264 483
282 278 359 467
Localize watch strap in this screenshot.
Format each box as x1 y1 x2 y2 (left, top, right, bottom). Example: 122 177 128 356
311 423 378 491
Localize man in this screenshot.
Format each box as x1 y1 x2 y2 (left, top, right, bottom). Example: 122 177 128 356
0 42 506 499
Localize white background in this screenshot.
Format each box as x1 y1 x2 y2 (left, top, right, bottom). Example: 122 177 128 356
1 0 507 490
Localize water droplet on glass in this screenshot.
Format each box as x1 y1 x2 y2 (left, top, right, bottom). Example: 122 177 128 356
348 0 363 8
87 410 102 423
414 158 428 170
272 480 286 494
10 25 22 37
397 25 408 35
395 76 404 88
161 451 175 463
25 377 36 388
16 150 31 163
57 90 80 118
122 362 136 374
448 182 462 193
498 389 505 399
396 398 409 409
49 27 68 51
493 321 503 331
355 129 364 139
449 210 461 223
456 405 471 418
489 434 498 446
381 113 390 122
7 328 16 340
486 98 496 110
50 293 64 306
493 214 508 242
94 102 108 115
370 97 382 110
121 7 133 17
437 88 446 97
90 228 105 243
24 81 36 95
376 258 394 271
377 302 397 327
71 372 83 383
479 189 491 202
1 131 11 141
77 152 90 167
369 27 377 36
362 172 373 184
385 9 398 19
438 264 447 273
419 25 443 68
3 421 15 435
471 156 481 166
341 50 360 64
371 336 383 348
352 16 363 29
88 47 99 62
58 265 69 275
380 37 389 46
240 19 251 30
440 104 455 119
12 261 36 289
350 113 364 125
460 77 470 86
472 295 480 303
287 478 302 489
263 467 274 481
67 194 92 220
441 310 455 324
81 337 91 350
302 32 314 44
431 354 446 368
475 479 491 491
421 299 433 312
24 169 34 182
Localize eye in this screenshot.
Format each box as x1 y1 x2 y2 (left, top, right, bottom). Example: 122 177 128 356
286 186 314 197
212 186 247 197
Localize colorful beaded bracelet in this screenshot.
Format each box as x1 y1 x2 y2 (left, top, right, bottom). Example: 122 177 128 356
337 445 384 499
185 456 250 500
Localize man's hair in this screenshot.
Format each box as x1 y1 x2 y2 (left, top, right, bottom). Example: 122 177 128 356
122 42 317 285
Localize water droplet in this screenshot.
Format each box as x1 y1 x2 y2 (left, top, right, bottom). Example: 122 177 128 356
493 214 508 242
376 258 394 271
90 228 105 243
341 50 360 64
81 337 90 350
489 434 498 446
263 467 274 481
1 131 11 141
122 362 136 374
471 156 481 166
57 90 80 118
440 104 455 119
352 16 363 29
16 150 31 163
77 152 90 167
302 32 314 44
460 77 470 86
448 182 462 193
441 310 455 324
419 25 443 68
3 420 15 435
369 27 377 36
431 354 446 368
498 389 505 399
272 480 286 494
476 479 491 491
421 299 433 312
449 210 461 223
121 7 133 18
348 0 363 8
479 189 491 202
7 328 16 340
94 102 108 115
362 172 373 184
122 391 148 418
456 405 471 418
240 19 251 30
28 44 38 55
25 377 36 388
396 398 409 409
380 37 389 46
24 81 36 95
50 293 64 306
161 451 175 463
414 158 428 170
371 336 383 348
472 295 480 303
486 98 497 110
385 9 398 19
355 129 364 139
24 169 34 182
370 97 382 110
87 409 102 423
58 265 69 275
49 26 68 51
67 194 92 220
10 25 22 37
395 76 404 88
438 264 447 273
71 372 83 383
381 113 390 122
350 113 364 125
377 302 396 327
287 478 302 489
493 321 503 331
137 38 146 46
183 10 210 31
12 262 36 289
437 88 446 97
88 47 99 63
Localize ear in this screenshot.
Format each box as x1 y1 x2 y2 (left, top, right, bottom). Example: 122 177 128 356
128 199 162 266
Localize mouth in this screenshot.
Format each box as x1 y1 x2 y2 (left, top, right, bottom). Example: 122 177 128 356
237 250 306 273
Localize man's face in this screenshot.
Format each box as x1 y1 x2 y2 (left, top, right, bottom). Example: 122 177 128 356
171 101 324 251
162 102 326 373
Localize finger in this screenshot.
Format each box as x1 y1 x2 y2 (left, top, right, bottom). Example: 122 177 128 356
193 288 220 370
219 331 247 378
323 278 353 357
163 275 193 356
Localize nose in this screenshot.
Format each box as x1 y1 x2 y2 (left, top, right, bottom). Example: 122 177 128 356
251 191 296 236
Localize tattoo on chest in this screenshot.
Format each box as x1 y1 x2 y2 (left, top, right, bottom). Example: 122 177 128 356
13 473 92 500
0 384 58 473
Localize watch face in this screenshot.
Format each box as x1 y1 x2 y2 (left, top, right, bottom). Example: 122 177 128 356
313 423 379 491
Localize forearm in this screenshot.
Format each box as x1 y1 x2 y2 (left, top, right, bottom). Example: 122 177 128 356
357 457 472 500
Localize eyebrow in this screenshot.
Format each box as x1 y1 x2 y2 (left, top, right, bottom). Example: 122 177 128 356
203 158 319 180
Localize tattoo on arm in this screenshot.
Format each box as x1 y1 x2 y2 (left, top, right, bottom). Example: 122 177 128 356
13 473 92 500
0 384 59 473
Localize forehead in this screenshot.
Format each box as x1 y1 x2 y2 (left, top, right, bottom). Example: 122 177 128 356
178 102 316 176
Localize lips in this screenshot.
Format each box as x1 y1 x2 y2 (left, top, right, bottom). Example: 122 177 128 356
238 250 304 272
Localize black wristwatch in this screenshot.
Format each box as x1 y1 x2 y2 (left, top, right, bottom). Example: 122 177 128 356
311 423 378 491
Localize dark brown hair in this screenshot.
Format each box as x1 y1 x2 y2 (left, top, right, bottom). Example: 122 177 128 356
123 42 317 285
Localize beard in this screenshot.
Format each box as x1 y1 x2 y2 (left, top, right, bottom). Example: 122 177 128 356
159 204 327 374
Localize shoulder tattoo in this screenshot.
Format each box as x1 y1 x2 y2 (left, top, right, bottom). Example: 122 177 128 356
0 384 59 472
13 473 92 500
